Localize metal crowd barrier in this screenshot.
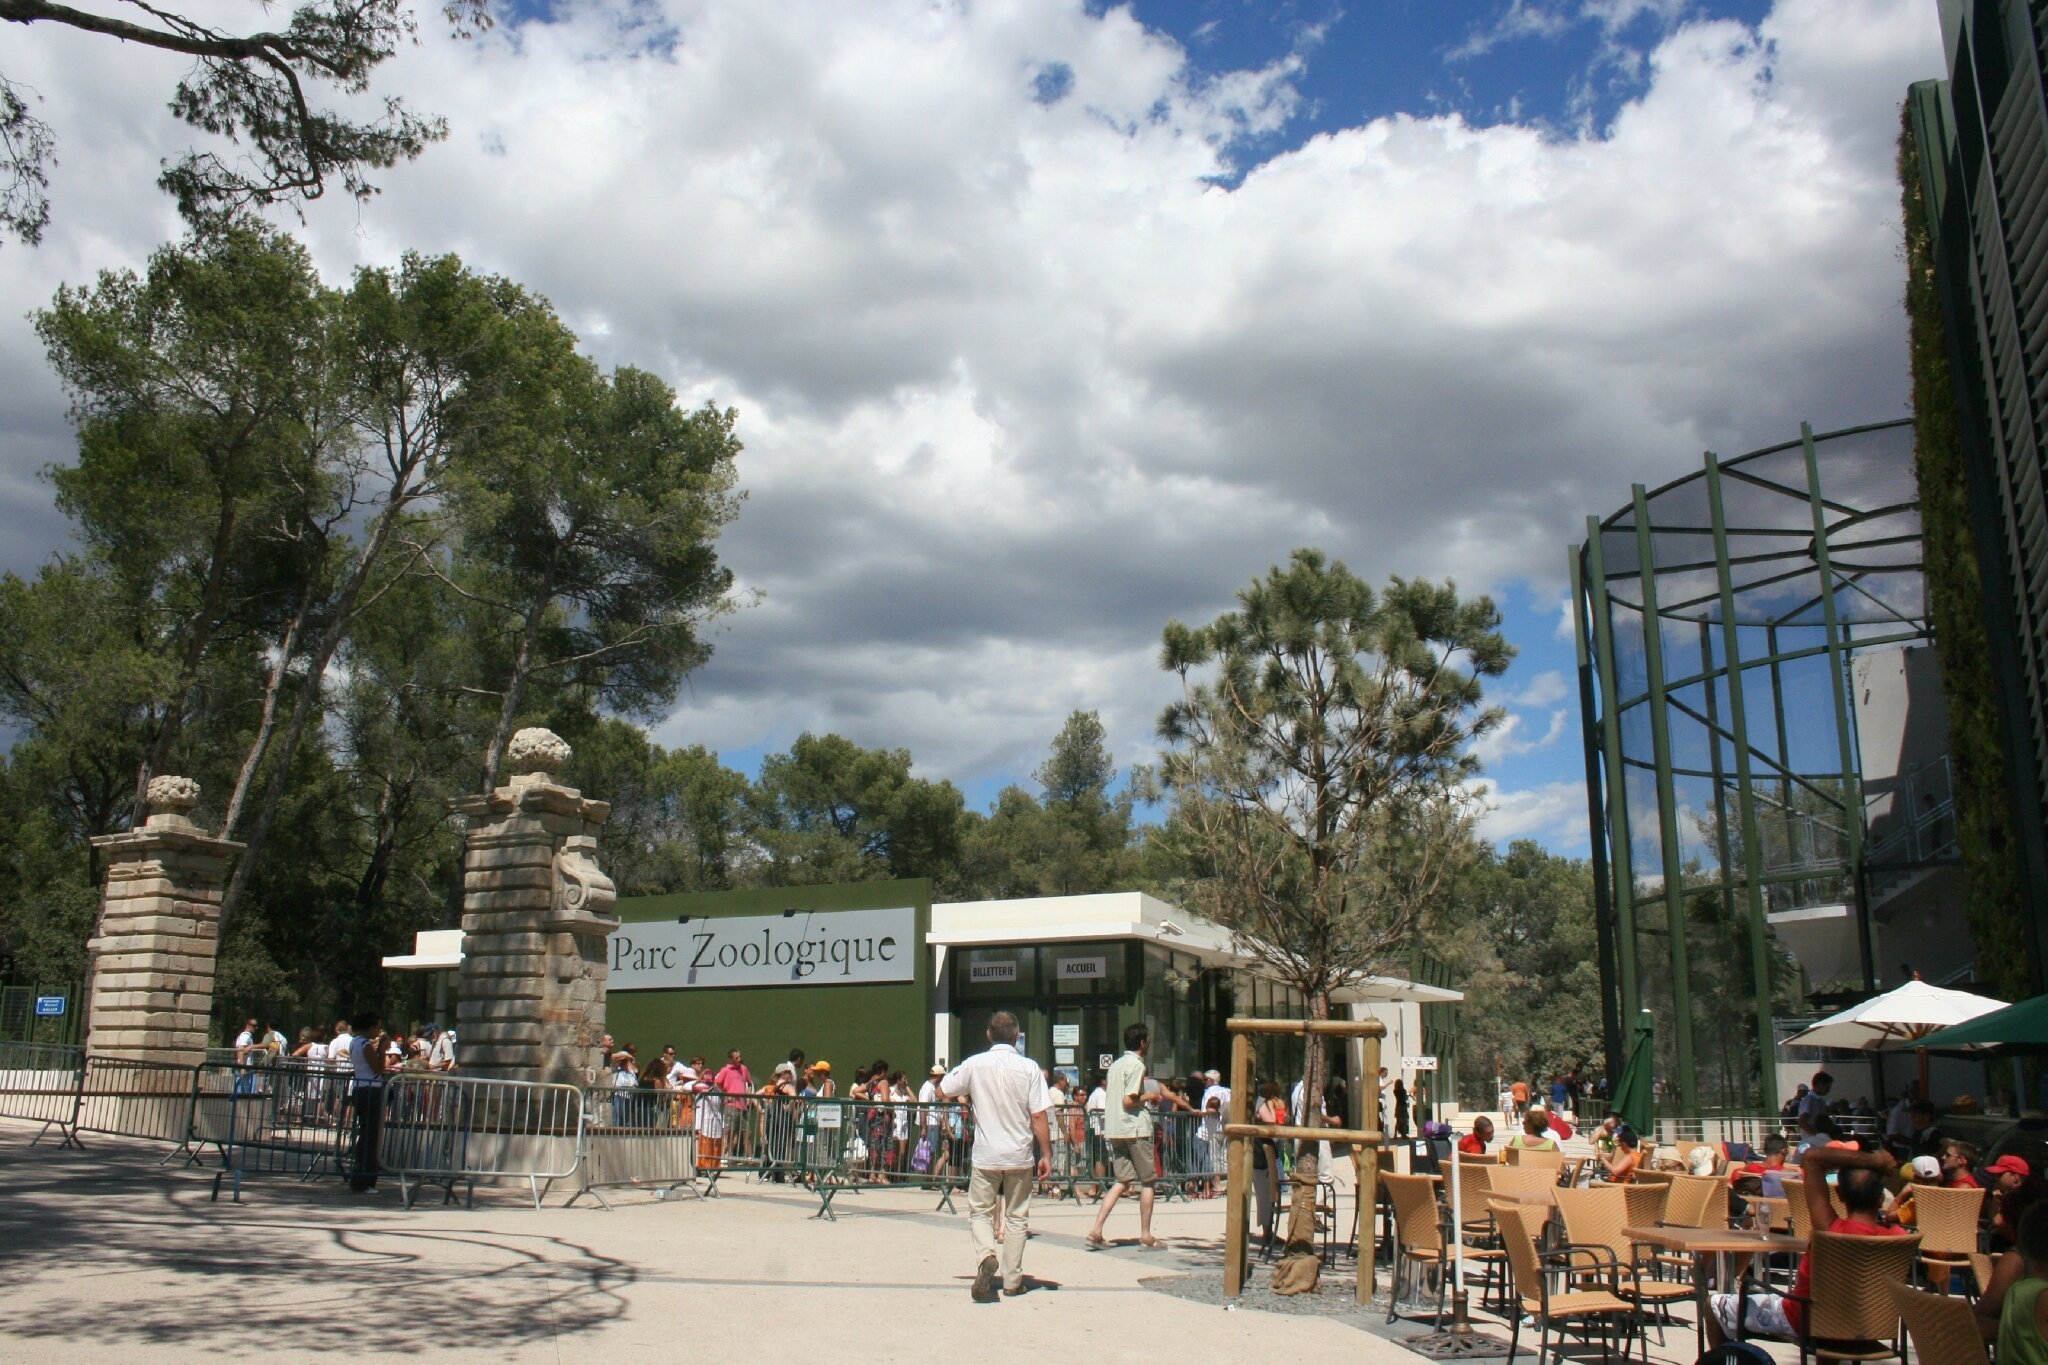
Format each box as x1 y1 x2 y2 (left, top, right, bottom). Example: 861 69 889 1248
1041 1105 1220 1203
0 1041 86 1145
78 1054 216 1165
570 1083 700 1207
384 1073 584 1208
795 1098 971 1220
200 1059 355 1201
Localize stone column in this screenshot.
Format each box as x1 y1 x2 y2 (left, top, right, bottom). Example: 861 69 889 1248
454 729 618 1086
85 776 242 1065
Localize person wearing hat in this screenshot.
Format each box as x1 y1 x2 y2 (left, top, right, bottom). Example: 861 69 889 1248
609 1049 639 1127
1888 1155 1943 1227
1198 1069 1229 1198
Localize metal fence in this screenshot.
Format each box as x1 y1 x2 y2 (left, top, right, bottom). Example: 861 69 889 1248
200 1059 356 1201
572 1082 698 1208
384 1073 585 1208
0 1041 84 1140
1041 1105 1220 1203
794 1098 971 1219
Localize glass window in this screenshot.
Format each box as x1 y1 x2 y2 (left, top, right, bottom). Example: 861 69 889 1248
955 947 1034 999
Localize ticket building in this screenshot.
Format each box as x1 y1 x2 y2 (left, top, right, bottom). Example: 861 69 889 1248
588 880 1459 1114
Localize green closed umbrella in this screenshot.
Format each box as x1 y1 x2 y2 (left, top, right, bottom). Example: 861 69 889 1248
1610 1009 1656 1136
1913 991 2048 1054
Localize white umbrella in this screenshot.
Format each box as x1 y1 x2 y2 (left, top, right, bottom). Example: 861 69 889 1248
1783 978 2007 1051
1785 978 2006 1098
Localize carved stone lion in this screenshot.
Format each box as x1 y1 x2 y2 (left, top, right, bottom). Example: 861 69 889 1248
505 728 572 775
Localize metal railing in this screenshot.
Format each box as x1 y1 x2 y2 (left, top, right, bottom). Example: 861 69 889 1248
0 1042 85 1143
384 1073 585 1208
572 1082 699 1208
200 1059 356 1201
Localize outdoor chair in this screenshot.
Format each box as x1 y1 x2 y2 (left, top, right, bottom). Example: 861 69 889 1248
1559 1156 1586 1188
1780 1177 1846 1240
1491 1199 1640 1365
1785 1229 1922 1365
1907 1185 1984 1294
1633 1167 1676 1188
1383 1171 1449 1323
1452 1161 1509 1309
1887 1281 1989 1365
1493 1164 1560 1197
1507 1146 1566 1172
1969 1252 1994 1298
1384 1178 1449 1326
1621 1181 1668 1231
1553 1185 1691 1344
1653 1173 1730 1280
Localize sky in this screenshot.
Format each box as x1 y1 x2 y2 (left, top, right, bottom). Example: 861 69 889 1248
0 0 1947 855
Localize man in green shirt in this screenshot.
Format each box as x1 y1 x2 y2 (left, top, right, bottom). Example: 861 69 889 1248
1086 1022 1162 1249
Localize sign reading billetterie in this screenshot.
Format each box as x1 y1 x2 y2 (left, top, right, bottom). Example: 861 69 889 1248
610 907 917 990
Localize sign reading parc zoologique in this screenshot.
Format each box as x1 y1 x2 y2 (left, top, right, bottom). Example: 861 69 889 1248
609 907 917 990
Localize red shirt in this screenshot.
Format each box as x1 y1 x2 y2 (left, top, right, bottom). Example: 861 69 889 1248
714 1063 752 1095
1458 1135 1488 1156
1949 1171 1981 1189
1786 1216 1907 1332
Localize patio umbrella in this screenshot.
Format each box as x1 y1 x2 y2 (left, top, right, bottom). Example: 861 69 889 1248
1785 977 2007 1097
1912 991 2048 1054
1610 1009 1655 1136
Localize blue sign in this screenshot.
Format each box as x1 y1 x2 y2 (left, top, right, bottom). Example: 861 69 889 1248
33 995 65 1017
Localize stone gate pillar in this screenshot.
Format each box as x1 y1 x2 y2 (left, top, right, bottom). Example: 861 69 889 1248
453 729 618 1086
85 776 242 1065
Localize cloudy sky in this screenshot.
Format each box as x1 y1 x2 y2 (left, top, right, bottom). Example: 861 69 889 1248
0 0 1945 852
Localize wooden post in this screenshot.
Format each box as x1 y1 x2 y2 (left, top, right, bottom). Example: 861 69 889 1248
1223 1030 1254 1295
1357 1024 1381 1305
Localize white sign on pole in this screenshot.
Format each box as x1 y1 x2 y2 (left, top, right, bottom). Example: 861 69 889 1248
1402 1055 1439 1072
608 907 917 990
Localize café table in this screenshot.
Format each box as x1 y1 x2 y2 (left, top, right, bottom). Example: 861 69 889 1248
1622 1224 1807 1353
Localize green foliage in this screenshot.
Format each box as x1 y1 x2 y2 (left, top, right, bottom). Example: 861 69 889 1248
745 732 966 886
1426 841 1603 1107
1898 111 2033 1002
1 0 493 243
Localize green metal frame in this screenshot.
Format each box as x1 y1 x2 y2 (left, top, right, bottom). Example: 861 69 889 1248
1572 419 1934 1116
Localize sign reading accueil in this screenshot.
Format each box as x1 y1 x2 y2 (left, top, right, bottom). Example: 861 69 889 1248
610 907 916 991
1055 957 1106 980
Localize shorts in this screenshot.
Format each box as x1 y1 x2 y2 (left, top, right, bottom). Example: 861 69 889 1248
1710 1292 1793 1339
1109 1137 1158 1188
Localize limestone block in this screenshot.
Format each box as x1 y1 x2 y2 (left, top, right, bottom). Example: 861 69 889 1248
463 866 554 893
456 1022 545 1044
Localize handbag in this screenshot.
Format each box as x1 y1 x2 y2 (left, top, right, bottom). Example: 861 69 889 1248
910 1133 934 1173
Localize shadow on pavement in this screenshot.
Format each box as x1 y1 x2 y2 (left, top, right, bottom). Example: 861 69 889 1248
0 1128 633 1354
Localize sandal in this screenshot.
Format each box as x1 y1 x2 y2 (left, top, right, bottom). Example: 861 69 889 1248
1139 1236 1166 1249
1084 1232 1107 1249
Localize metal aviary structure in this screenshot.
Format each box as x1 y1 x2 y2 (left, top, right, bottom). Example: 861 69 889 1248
1571 419 1955 1115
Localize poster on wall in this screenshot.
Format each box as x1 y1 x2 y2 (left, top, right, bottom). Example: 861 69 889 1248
608 907 917 990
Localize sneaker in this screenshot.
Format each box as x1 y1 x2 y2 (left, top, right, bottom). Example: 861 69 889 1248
972 1255 999 1303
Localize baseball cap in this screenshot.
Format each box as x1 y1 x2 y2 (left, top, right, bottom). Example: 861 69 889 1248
1911 1156 1941 1180
774 1060 796 1077
930 1063 946 1075
1987 1155 2031 1178
1205 1069 1221 1080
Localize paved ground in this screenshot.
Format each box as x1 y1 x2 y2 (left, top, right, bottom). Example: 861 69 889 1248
0 1117 1791 1364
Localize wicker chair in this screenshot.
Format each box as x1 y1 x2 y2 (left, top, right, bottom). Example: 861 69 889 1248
1621 1181 1669 1230
1664 1173 1731 1230
1908 1185 1984 1293
1384 1171 1449 1323
1507 1145 1566 1172
1887 1281 1989 1365
1452 1161 1509 1309
1633 1167 1676 1188
1554 1185 1691 1343
1492 1199 1640 1365
1788 1229 1922 1365
1494 1164 1561 1197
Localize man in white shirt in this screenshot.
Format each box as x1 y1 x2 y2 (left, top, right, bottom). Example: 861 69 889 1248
1199 1068 1230 1195
939 1011 1050 1303
1087 1023 1160 1249
233 1019 261 1093
426 1025 456 1073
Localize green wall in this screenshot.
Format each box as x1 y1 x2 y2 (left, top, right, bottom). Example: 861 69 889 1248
606 879 933 1079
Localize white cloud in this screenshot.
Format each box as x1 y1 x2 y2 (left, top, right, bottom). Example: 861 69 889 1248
1514 670 1571 707
0 0 1945 828
1475 778 1591 845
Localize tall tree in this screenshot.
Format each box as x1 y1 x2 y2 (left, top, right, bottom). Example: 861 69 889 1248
442 363 744 792
745 732 965 887
1 0 490 244
217 249 571 935
1155 548 1509 1293
32 224 333 815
